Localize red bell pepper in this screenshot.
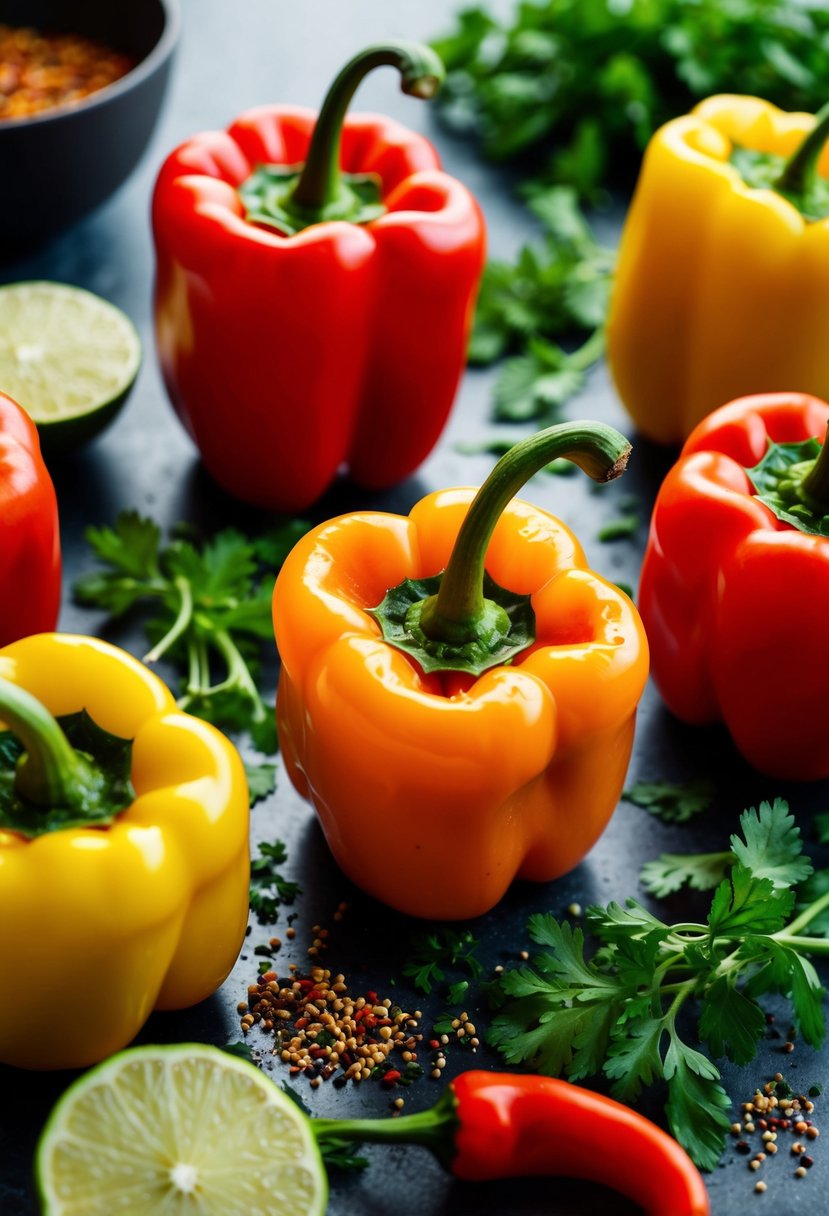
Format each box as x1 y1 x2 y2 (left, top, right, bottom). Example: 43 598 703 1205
152 42 485 511
639 391 829 779
0 392 60 646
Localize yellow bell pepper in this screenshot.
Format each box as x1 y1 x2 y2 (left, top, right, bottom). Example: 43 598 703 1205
0 633 250 1071
607 95 829 444
274 422 648 921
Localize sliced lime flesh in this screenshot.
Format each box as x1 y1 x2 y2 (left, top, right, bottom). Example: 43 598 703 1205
36 1044 328 1216
0 280 141 452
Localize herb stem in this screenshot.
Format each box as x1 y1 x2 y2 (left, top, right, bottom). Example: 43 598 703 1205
212 628 269 726
143 575 194 664
775 934 829 954
779 887 829 937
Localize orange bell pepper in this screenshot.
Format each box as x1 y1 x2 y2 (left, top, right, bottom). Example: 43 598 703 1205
273 422 648 920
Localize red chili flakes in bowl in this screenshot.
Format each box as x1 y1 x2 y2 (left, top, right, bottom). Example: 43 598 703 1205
0 25 134 120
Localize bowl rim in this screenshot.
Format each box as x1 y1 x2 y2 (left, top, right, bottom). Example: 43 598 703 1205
0 0 181 130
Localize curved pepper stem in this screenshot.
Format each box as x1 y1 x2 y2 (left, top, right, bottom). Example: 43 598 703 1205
369 420 630 677
0 678 97 810
776 100 829 198
282 42 444 227
420 420 630 645
312 1087 458 1169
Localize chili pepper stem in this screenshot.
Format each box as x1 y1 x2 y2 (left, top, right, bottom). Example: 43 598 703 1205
418 420 631 646
284 42 444 223
312 1087 458 1168
0 677 97 808
800 423 829 509
776 100 829 197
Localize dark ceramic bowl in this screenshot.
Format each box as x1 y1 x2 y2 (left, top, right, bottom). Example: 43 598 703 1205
0 0 179 255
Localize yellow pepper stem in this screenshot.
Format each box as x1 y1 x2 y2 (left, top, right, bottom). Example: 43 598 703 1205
776 100 829 198
418 420 631 647
0 677 97 810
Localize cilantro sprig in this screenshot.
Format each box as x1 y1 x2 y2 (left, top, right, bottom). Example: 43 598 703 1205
73 512 309 753
488 799 829 1170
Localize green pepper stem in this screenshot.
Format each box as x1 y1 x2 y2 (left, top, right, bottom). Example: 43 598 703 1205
0 677 94 809
312 1088 457 1168
288 42 444 219
419 420 631 646
800 423 829 510
776 101 829 197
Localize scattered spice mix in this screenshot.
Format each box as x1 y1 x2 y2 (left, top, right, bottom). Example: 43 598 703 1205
731 1071 821 1196
239 963 424 1087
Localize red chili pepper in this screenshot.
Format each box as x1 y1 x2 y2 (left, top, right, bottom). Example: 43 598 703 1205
0 392 60 647
313 1071 710 1215
152 42 484 510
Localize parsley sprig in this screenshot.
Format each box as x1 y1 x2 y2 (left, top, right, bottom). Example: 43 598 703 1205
73 512 309 753
488 799 829 1170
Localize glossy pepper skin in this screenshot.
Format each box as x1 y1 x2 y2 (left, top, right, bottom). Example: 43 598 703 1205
274 488 648 920
0 391 60 646
152 108 484 510
314 1071 709 1215
607 96 829 443
639 392 829 780
449 1073 709 1215
0 634 250 1070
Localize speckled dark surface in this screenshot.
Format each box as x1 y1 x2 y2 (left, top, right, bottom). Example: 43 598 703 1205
1 3 828 1214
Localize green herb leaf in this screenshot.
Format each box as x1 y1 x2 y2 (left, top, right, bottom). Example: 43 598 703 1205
74 513 308 753
623 778 715 824
487 793 828 1170
222 1041 256 1063
731 799 813 888
640 799 811 896
250 839 301 924
640 851 733 897
698 977 766 1065
402 927 483 995
244 762 277 807
663 1035 733 1173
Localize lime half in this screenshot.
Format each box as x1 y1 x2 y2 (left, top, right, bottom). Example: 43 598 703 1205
36 1044 328 1216
0 280 141 454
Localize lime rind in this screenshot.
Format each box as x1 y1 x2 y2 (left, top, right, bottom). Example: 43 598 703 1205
0 280 141 453
35 1043 329 1216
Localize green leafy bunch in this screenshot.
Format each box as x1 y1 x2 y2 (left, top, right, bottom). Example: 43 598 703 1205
488 799 829 1170
433 0 829 199
74 512 309 753
470 187 612 422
